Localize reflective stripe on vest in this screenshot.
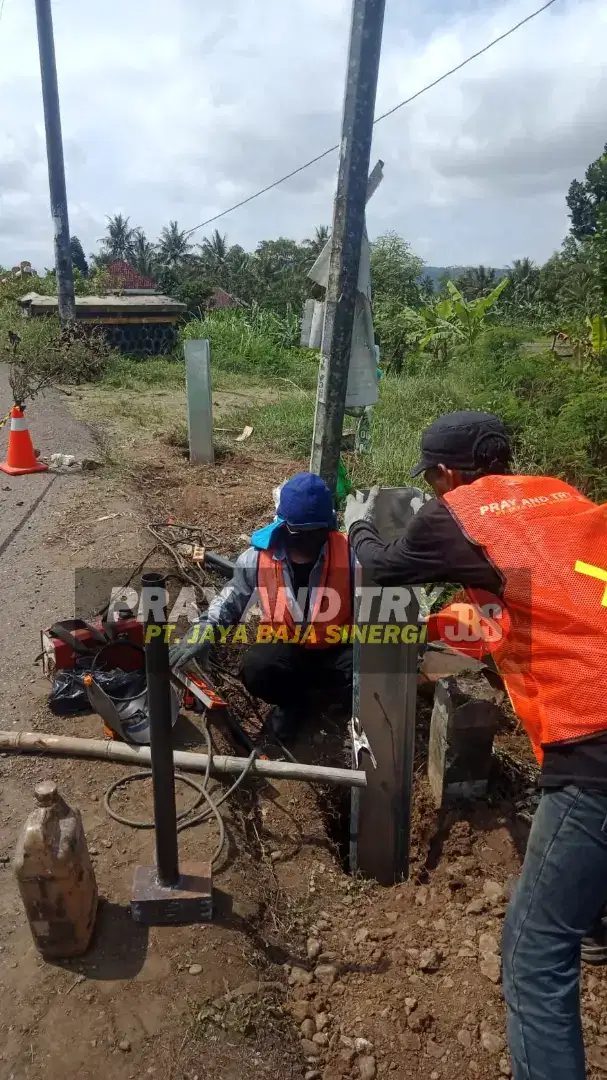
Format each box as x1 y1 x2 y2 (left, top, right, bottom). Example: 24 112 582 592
441 475 607 764
257 531 352 648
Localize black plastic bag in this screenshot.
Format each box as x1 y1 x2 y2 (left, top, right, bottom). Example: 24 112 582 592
49 660 146 716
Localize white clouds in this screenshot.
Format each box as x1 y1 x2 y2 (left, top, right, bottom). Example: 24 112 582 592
371 0 607 261
0 0 604 270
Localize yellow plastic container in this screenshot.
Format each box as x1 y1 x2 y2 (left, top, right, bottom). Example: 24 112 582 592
13 781 98 958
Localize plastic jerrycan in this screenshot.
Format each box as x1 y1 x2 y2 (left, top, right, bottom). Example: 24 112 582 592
13 781 98 958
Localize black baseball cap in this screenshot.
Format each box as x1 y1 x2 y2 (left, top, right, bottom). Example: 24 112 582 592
411 411 510 477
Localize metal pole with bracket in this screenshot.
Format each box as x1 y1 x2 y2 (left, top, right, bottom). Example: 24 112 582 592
131 572 212 924
309 0 386 495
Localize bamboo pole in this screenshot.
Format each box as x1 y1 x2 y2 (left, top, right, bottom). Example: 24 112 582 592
0 731 366 789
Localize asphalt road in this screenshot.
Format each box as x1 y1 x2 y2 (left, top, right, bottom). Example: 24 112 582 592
0 367 98 722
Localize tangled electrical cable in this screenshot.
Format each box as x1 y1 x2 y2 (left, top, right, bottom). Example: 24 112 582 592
103 715 258 869
147 521 221 601
100 522 274 860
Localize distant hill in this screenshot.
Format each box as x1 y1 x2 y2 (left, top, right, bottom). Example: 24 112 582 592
422 266 508 287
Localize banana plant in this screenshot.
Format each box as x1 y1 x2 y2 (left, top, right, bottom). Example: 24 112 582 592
418 277 509 360
587 314 607 359
445 278 509 345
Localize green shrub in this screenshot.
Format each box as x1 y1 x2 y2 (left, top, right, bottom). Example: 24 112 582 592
181 307 318 387
373 299 425 373
351 328 607 500
0 308 112 404
555 391 607 494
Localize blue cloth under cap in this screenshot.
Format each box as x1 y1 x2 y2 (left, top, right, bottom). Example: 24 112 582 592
251 472 337 550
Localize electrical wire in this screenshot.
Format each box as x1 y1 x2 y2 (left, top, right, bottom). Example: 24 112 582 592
147 522 220 600
103 716 258 869
184 0 559 238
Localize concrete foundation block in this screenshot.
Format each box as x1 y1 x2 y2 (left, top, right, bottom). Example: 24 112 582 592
428 674 501 807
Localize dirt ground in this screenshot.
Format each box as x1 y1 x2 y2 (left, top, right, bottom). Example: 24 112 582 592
1 374 607 1080
67 380 281 457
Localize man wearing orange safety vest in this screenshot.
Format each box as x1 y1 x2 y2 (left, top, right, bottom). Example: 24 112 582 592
170 472 354 741
345 411 607 1080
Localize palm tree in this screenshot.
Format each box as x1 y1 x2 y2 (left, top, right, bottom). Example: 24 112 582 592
131 230 157 279
508 257 534 282
303 224 330 258
507 257 539 302
454 265 497 300
157 221 192 270
199 229 229 268
98 214 136 261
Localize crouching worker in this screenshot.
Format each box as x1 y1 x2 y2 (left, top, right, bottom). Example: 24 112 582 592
169 472 354 740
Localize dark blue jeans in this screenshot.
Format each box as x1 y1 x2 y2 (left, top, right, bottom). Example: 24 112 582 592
503 785 607 1080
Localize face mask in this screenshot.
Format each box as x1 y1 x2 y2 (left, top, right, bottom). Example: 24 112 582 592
286 527 329 561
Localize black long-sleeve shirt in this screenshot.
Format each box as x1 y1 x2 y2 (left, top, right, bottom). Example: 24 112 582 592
349 498 503 593
349 499 607 792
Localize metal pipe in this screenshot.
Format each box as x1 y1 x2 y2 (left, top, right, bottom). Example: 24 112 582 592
0 731 367 788
142 571 179 888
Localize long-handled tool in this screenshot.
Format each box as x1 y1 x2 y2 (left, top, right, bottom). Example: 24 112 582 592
171 665 268 759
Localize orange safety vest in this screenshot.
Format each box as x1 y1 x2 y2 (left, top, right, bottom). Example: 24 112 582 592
257 531 352 648
435 475 607 764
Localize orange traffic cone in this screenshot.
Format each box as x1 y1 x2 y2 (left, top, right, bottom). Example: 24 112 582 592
0 406 48 476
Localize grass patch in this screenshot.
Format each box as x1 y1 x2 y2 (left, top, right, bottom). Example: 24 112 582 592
100 353 186 390
98 352 310 398
182 309 318 388
72 324 606 503
352 329 607 499
216 326 607 503
219 393 315 458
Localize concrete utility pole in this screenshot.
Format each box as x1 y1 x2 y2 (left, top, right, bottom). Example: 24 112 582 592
34 0 75 325
310 0 386 494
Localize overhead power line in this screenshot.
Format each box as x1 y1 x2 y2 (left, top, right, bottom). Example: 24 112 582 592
184 0 558 239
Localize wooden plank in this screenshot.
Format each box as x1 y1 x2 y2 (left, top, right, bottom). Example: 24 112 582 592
350 487 423 884
184 339 214 465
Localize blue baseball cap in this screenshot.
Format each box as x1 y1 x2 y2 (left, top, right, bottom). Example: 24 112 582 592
251 472 336 550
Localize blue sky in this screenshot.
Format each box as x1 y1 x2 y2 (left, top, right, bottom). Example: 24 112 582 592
0 0 605 271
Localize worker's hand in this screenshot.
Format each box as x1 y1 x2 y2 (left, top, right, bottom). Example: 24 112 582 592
169 634 211 671
344 486 379 532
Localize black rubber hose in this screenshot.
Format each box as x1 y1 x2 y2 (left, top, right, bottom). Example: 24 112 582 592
204 551 236 579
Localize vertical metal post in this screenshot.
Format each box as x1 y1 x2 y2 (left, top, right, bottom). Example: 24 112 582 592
141 572 179 888
349 489 420 884
310 0 386 495
184 339 214 465
34 0 76 325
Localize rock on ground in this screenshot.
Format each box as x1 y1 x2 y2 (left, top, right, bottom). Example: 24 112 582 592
357 1056 376 1080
